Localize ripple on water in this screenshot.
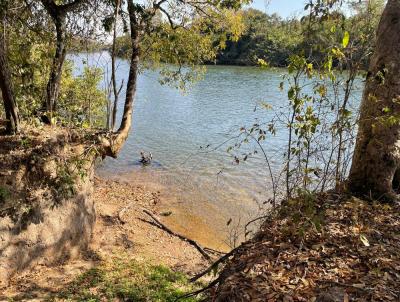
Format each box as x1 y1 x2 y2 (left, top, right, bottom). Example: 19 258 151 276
73 51 364 246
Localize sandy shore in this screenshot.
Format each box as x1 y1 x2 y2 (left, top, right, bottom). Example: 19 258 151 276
1 176 223 300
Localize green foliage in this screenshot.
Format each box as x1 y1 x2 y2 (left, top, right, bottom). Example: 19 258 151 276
52 153 94 202
57 258 202 302
216 2 384 67
342 31 350 48
229 1 381 199
372 97 400 129
217 9 303 66
54 163 77 201
8 27 107 128
115 9 244 90
20 137 32 148
143 22 216 90
2 1 108 129
0 187 11 203
281 190 325 239
59 61 108 128
69 37 106 53
7 25 53 118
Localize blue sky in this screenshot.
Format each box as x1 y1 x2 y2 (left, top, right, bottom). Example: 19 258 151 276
250 0 307 18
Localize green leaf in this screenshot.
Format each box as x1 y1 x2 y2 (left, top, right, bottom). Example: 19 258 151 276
257 58 269 68
342 31 350 48
325 56 333 72
288 87 295 100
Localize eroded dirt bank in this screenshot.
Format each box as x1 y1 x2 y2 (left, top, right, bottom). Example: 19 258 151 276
0 127 97 287
1 177 209 300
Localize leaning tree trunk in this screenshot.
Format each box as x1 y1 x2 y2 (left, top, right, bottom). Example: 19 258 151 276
348 0 400 201
0 26 20 134
102 0 140 158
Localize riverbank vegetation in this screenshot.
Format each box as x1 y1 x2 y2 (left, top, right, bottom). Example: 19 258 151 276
113 1 385 67
197 0 400 299
216 1 384 67
58 260 202 302
1 0 400 301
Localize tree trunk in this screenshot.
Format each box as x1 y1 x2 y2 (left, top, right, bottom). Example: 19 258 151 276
348 0 400 201
110 0 121 131
40 0 88 123
102 1 140 157
43 14 67 121
0 21 20 134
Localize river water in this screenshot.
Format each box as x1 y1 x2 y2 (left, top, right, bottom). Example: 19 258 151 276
70 52 363 248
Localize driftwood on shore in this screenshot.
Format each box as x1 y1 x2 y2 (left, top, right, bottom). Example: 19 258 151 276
141 209 213 261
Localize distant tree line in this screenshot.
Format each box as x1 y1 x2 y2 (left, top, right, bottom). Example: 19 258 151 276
216 3 384 67
113 2 384 68
215 9 303 66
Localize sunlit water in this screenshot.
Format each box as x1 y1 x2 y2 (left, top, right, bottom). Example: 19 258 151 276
69 52 363 246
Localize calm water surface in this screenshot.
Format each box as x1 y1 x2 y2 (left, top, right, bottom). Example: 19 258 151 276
70 52 363 244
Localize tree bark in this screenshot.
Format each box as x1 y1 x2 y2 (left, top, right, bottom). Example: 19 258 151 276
102 0 140 157
110 0 121 131
348 0 400 201
44 14 67 117
40 0 87 122
0 16 20 134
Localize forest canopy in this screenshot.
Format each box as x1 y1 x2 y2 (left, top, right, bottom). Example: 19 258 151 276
114 2 385 67
215 1 384 67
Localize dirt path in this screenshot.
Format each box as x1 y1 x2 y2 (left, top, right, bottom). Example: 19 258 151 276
1 177 213 301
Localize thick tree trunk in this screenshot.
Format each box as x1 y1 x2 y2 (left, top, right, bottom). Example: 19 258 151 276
102 1 140 157
348 0 400 201
0 26 20 134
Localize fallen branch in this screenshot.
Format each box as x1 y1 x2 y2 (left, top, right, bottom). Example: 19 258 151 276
141 209 212 261
117 201 136 224
319 280 371 292
204 247 226 256
177 277 221 301
244 214 270 238
190 243 243 282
